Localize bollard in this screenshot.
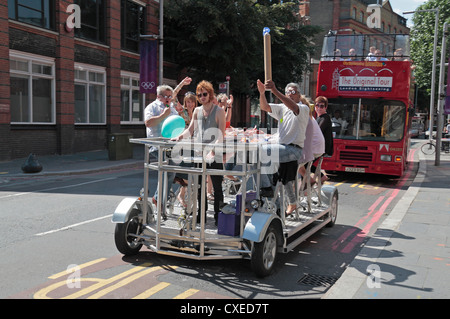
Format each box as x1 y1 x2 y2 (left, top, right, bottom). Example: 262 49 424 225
21 153 43 173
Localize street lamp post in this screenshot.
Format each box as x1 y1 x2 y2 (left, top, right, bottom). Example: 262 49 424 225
403 8 439 144
158 0 164 85
435 22 449 166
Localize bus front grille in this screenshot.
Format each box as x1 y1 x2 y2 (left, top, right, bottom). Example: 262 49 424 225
339 151 373 162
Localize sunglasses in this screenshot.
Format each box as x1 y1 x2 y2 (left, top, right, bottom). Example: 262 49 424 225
197 92 208 97
160 94 172 99
285 90 297 95
185 91 195 96
315 103 326 108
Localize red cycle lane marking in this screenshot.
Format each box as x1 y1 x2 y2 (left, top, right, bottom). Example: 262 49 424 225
340 189 398 253
333 148 416 254
331 195 385 251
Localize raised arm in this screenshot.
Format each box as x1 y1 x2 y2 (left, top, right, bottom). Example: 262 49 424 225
257 79 272 113
172 76 192 103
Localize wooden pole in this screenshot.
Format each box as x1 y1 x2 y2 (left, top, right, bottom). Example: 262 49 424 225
263 27 272 85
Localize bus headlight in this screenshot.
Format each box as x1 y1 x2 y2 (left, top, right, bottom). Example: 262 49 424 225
380 155 391 162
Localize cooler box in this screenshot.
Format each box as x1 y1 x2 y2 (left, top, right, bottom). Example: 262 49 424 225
218 191 257 236
217 205 240 236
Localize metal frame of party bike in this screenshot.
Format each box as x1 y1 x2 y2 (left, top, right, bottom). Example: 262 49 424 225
112 137 338 277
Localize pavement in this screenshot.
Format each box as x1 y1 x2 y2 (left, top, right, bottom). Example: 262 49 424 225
324 143 450 299
0 141 449 299
0 145 144 178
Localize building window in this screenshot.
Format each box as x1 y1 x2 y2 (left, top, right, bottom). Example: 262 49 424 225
121 0 146 52
74 64 106 124
74 0 106 43
10 51 55 124
359 11 364 23
121 72 145 123
351 7 356 20
8 0 55 30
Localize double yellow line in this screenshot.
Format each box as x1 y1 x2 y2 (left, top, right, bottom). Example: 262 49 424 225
34 258 198 299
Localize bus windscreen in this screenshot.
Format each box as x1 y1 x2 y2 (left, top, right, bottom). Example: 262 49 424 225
327 99 406 142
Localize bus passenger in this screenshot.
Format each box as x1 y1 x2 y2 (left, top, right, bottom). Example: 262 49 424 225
393 48 408 61
333 49 342 61
366 46 376 61
345 48 357 61
374 49 388 61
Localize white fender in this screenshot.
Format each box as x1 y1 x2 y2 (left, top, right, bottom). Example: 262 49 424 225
243 211 282 243
320 185 338 206
111 197 139 223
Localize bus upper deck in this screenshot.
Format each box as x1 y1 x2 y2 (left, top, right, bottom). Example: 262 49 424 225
316 33 413 177
321 33 410 62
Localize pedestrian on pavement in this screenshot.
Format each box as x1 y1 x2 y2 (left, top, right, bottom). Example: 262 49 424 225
257 79 310 215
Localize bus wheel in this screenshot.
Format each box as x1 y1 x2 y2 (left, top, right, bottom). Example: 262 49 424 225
251 224 279 277
114 209 143 255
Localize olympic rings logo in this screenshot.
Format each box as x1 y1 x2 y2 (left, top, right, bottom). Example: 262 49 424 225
141 81 156 90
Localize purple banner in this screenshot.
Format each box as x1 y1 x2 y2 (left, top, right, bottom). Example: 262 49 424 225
445 56 450 115
140 40 157 94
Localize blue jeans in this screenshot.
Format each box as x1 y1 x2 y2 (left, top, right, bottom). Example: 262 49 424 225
149 150 176 202
259 143 302 188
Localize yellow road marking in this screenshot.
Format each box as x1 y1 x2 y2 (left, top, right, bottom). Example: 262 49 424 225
34 278 100 299
48 258 106 279
62 262 153 299
173 288 199 299
133 282 171 299
87 265 162 299
35 261 184 299
333 180 347 187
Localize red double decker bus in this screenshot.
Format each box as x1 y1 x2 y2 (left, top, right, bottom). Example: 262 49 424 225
316 33 413 177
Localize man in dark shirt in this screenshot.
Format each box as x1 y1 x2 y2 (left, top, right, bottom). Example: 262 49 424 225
314 96 333 156
314 96 333 182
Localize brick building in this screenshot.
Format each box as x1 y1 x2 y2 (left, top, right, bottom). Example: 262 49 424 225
0 1 410 161
0 0 164 161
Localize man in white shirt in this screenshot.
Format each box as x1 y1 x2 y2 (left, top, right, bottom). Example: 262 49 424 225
144 84 181 205
257 79 310 198
145 85 180 150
